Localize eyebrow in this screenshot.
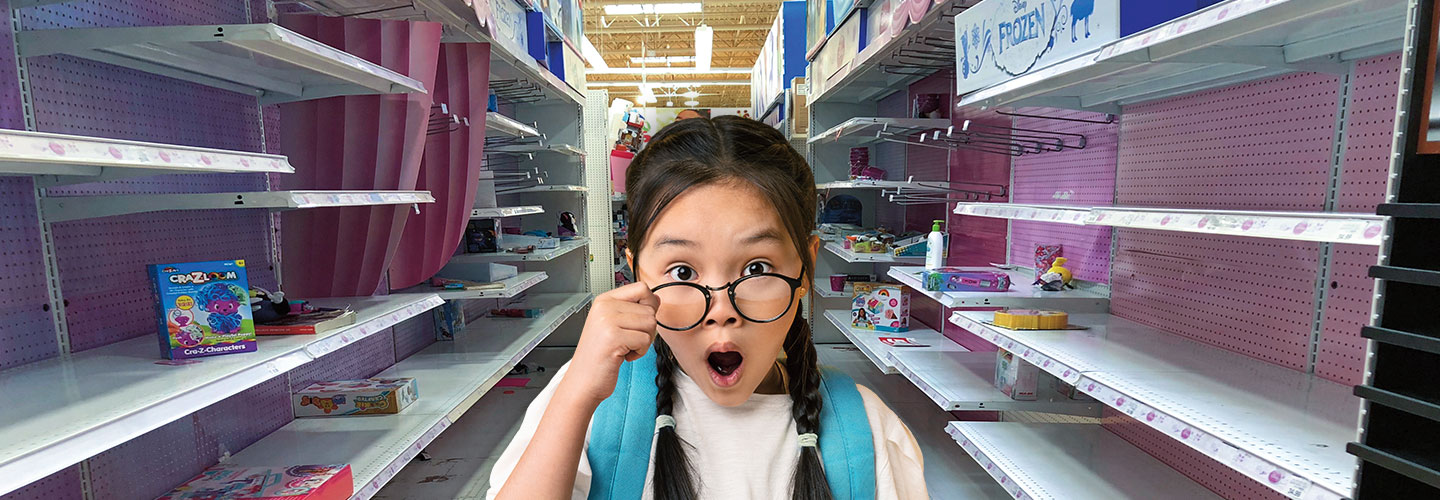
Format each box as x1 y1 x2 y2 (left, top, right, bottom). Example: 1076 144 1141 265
739 229 786 245
651 236 697 249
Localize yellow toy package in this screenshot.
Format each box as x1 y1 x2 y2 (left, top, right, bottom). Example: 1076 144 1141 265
293 378 418 417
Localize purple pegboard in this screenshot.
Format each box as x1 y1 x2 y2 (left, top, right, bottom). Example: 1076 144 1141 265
874 91 907 232
0 177 56 370
0 0 25 129
287 328 397 392
193 376 292 459
0 466 82 500
394 310 436 361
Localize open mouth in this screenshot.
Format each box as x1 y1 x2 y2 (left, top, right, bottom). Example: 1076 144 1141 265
706 350 744 388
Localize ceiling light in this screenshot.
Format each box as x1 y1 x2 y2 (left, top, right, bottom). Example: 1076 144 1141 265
694 24 713 72
604 3 702 15
682 91 700 98
684 100 700 106
630 55 695 64
586 67 749 75
580 36 609 70
639 84 657 103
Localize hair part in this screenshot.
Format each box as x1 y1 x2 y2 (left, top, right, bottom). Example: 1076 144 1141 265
624 116 829 500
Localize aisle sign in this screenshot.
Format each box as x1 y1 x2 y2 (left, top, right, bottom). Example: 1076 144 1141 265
487 0 530 61
954 0 1118 96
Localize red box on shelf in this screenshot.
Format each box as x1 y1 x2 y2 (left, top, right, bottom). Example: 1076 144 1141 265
155 464 352 500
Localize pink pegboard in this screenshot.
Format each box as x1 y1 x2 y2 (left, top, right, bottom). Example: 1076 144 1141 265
394 310 437 361
946 105 1011 268
286 327 397 392
0 466 81 500
1317 245 1378 385
874 91 907 231
0 177 56 370
50 211 276 352
1103 407 1286 500
1116 72 1340 211
1111 230 1318 370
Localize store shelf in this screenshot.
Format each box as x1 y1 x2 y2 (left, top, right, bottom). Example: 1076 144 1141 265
611 193 626 202
39 190 435 223
959 0 1406 112
0 293 443 497
949 311 1361 500
887 266 1110 312
820 309 962 375
446 237 588 263
484 112 540 138
813 278 850 299
823 241 924 264
0 128 292 184
498 184 588 195
488 143 586 157
401 271 549 300
228 293 592 500
486 35 584 107
807 117 951 145
946 422 1223 500
889 349 1100 413
469 205 544 218
811 0 982 104
17 23 427 104
954 202 1387 246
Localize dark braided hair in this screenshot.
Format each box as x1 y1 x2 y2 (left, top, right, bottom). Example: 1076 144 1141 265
625 115 828 500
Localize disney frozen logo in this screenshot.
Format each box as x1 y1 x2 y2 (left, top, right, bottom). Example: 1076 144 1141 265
956 0 1107 95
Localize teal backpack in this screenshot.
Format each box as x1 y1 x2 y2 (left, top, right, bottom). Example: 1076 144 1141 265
586 349 877 499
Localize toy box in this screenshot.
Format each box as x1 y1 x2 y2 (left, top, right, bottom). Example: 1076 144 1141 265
851 282 910 332
433 300 466 341
995 349 1038 401
148 260 257 360
156 464 352 500
294 378 419 417
922 268 1011 292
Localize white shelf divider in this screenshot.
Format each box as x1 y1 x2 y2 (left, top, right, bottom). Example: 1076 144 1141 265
488 143 586 158
497 184 588 195
0 128 293 183
807 117 952 145
890 349 1100 414
470 205 544 219
954 202 1386 246
227 293 593 500
820 309 961 375
18 24 427 104
404 271 549 300
887 266 1109 312
813 278 850 299
0 293 443 497
949 311 1360 500
39 190 435 223
447 237 588 264
484 112 540 138
823 241 924 264
946 422 1223 500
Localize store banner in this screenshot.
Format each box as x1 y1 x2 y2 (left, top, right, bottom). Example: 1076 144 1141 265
867 0 898 47
389 43 492 290
276 15 442 298
477 0 530 62
954 0 1118 96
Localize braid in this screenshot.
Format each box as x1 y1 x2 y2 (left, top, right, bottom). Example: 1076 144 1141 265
652 340 699 500
785 303 834 500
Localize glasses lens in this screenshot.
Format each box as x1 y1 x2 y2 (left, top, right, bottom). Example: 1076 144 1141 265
654 284 708 330
733 275 795 322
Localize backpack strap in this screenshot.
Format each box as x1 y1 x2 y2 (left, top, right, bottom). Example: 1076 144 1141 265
816 367 876 500
585 354 877 500
586 349 659 500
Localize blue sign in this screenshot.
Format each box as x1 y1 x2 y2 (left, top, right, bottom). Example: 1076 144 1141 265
955 0 1117 96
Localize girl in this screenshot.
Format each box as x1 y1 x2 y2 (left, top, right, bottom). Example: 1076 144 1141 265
489 116 927 499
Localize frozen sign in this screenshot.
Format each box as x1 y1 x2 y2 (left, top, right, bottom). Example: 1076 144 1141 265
954 0 1117 96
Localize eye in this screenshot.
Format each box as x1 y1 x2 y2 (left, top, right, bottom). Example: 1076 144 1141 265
666 265 697 282
743 262 773 276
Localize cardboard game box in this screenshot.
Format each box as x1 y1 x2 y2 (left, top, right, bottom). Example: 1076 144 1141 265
147 260 257 360
155 464 352 500
294 378 419 417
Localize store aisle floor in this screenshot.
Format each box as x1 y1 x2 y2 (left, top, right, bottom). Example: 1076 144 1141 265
376 345 1007 499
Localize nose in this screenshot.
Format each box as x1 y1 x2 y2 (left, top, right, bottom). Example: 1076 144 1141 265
701 282 741 328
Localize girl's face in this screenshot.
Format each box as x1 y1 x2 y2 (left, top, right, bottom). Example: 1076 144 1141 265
633 181 810 407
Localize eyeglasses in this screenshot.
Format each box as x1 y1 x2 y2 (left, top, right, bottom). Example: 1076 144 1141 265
650 272 805 331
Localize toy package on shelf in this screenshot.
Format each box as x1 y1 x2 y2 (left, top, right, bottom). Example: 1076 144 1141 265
147 260 256 360
995 349 1038 401
294 378 419 417
922 268 1011 292
433 299 466 341
1033 244 1062 282
851 282 910 332
155 464 352 500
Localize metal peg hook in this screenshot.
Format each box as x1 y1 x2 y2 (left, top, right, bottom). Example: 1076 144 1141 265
412 203 420 215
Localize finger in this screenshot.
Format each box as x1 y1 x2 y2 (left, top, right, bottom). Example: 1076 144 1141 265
612 312 658 332
612 328 654 361
611 301 658 317
606 281 660 307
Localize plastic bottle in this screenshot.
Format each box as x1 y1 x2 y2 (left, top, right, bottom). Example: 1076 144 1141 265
926 219 945 270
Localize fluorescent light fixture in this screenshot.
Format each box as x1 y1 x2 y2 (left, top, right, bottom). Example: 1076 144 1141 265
639 84 657 102
580 36 609 70
630 55 695 64
682 91 700 98
684 100 700 106
695 24 713 72
604 3 702 15
587 67 749 75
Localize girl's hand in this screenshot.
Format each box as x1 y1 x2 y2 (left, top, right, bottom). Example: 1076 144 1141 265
557 282 661 409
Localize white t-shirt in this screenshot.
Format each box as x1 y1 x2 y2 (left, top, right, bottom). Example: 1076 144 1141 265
487 362 929 499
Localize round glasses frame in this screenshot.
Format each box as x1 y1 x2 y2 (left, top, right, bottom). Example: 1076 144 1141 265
649 272 806 331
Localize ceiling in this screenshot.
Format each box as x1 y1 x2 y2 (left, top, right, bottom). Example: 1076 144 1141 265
583 0 781 108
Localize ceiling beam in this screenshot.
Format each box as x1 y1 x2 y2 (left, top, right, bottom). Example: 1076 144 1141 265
590 24 771 33
599 46 756 55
